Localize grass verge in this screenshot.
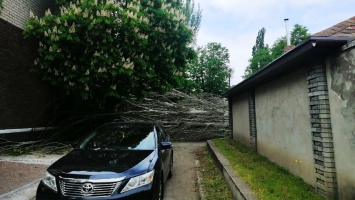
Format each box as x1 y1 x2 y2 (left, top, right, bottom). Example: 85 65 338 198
195 146 233 200
213 138 326 200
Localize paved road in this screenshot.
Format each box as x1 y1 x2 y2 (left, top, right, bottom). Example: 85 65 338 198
164 142 205 200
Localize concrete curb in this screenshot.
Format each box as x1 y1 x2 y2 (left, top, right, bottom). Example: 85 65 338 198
195 159 206 200
207 140 256 200
0 155 64 165
0 178 40 200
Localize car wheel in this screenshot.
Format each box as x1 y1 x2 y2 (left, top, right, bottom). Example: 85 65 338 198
167 155 173 179
158 177 164 200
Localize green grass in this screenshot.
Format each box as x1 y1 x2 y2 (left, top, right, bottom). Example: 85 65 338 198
213 138 326 200
195 146 233 200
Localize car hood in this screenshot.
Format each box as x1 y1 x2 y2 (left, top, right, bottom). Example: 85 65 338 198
48 149 155 179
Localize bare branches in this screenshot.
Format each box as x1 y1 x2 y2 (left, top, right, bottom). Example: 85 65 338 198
118 90 230 141
0 90 229 155
0 138 70 155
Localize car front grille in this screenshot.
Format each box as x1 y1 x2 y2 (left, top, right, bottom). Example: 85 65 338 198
59 177 124 197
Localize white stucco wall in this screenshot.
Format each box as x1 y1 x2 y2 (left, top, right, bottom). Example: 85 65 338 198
231 93 250 145
326 45 355 200
255 68 315 185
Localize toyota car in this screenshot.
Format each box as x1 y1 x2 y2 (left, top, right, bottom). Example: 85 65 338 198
36 122 173 200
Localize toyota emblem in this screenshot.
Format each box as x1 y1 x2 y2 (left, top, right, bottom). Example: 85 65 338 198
82 183 94 194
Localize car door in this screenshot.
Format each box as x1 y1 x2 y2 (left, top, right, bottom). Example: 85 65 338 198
157 125 171 178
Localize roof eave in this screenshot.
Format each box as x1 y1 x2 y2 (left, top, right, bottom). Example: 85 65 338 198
223 36 352 98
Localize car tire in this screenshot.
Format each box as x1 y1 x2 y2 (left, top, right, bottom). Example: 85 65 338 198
167 155 173 179
158 177 164 200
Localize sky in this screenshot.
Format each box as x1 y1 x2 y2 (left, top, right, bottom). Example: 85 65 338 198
194 0 355 86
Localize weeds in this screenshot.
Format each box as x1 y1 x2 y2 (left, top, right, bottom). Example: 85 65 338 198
195 147 232 200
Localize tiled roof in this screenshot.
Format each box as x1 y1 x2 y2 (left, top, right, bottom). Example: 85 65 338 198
313 16 355 37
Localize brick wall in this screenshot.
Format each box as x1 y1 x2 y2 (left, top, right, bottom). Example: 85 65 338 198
306 63 338 198
248 90 257 150
0 0 55 29
0 18 54 129
0 0 55 130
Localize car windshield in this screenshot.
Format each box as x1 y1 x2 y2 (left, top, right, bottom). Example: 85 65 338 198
79 125 156 150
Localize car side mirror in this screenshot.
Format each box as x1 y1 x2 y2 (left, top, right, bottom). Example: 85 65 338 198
160 142 173 149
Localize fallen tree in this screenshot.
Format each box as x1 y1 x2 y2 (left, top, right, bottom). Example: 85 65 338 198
0 90 229 154
118 89 230 141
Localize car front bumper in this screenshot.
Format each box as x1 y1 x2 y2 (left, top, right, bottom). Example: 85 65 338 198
36 181 155 200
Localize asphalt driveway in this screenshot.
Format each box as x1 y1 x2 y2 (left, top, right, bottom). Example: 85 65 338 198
164 142 205 200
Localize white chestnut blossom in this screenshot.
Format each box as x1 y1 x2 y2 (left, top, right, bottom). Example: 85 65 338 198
45 9 52 16
69 23 76 33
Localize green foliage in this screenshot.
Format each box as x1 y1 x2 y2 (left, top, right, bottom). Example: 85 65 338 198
196 147 233 200
270 37 286 60
291 24 310 45
271 24 310 60
181 0 202 44
243 24 310 79
23 0 195 110
243 48 272 79
0 0 3 13
252 27 267 55
10 147 29 156
188 42 232 95
243 28 270 79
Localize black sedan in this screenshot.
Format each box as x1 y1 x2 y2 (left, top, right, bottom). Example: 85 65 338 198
36 122 173 200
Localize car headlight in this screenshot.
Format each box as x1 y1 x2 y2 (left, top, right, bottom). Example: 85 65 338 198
42 171 57 192
121 170 154 193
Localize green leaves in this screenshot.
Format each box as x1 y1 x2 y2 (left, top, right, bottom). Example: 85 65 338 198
244 48 273 79
244 24 310 79
291 24 310 45
188 42 232 95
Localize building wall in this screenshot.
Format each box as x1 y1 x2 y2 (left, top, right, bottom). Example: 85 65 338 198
0 0 55 29
231 93 250 144
326 45 355 200
229 42 355 199
0 0 55 129
255 68 315 184
0 18 54 129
